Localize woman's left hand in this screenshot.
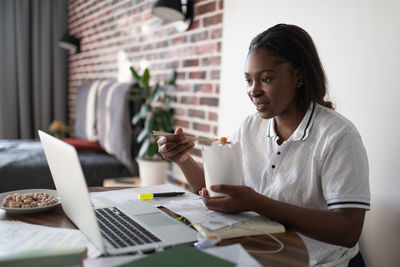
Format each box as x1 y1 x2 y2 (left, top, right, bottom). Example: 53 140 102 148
199 185 259 214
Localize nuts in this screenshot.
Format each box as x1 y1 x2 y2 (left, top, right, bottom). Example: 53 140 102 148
2 192 58 209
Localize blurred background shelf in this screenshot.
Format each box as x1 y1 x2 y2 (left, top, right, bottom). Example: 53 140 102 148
103 177 140 187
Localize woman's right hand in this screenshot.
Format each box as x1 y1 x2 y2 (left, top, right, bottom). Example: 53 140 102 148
157 128 195 164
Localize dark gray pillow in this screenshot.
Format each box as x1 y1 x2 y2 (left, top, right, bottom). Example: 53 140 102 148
97 82 133 174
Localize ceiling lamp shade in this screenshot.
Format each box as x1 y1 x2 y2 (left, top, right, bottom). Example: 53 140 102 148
58 33 81 54
152 0 194 31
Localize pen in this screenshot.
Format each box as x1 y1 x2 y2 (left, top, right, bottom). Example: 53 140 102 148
138 192 185 200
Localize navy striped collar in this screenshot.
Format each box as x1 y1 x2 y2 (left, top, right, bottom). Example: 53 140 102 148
267 103 317 141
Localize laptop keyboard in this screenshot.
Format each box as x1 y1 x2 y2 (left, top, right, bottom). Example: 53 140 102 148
95 207 161 249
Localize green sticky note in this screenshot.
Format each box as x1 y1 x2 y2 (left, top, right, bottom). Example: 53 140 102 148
121 245 235 267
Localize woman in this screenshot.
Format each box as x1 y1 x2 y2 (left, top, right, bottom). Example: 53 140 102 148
157 24 370 267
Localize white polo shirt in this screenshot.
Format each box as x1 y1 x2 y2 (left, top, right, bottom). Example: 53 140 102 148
231 103 370 266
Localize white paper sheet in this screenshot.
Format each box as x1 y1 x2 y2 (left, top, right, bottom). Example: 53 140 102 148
165 198 258 230
204 244 262 267
0 220 101 259
90 183 200 208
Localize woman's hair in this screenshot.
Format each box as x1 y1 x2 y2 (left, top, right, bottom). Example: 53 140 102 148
249 24 334 110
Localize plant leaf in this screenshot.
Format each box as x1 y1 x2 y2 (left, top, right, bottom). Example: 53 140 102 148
138 138 150 158
142 68 150 87
147 143 159 158
163 94 172 105
130 94 144 102
136 128 148 143
130 67 141 82
130 87 140 93
132 104 148 125
150 83 161 102
132 112 142 125
147 114 155 135
166 69 177 85
164 112 172 131
140 104 149 116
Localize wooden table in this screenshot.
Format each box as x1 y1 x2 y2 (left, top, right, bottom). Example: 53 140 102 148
0 187 308 266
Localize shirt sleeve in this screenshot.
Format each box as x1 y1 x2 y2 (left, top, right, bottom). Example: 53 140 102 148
321 129 370 210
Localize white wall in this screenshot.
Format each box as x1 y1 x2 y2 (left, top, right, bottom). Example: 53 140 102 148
219 1 400 266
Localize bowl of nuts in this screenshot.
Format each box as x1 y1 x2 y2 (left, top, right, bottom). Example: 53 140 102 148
0 189 61 213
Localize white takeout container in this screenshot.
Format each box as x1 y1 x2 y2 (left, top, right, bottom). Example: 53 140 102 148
202 141 243 197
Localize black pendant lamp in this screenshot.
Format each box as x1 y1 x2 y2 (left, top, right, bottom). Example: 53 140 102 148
153 0 184 22
152 0 194 31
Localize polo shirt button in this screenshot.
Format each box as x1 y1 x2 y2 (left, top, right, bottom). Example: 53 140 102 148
272 165 275 168
277 151 281 155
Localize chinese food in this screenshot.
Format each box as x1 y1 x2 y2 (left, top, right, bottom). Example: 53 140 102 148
218 137 231 145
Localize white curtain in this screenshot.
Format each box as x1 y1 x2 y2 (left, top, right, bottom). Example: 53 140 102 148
0 0 68 139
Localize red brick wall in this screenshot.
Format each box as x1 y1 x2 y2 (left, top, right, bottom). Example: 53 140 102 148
67 0 223 173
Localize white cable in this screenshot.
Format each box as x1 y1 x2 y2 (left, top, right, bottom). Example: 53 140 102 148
245 232 285 254
230 225 285 254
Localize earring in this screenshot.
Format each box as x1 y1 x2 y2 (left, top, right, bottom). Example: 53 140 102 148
297 80 303 88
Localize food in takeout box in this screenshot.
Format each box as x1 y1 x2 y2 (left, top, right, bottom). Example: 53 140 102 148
214 137 231 145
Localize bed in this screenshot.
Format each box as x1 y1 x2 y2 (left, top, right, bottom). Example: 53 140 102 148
0 80 139 193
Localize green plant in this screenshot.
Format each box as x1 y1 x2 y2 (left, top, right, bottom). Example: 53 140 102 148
130 67 176 160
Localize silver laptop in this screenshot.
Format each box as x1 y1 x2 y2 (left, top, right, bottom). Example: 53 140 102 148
38 130 197 256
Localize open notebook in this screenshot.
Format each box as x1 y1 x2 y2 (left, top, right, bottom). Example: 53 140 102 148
192 215 285 239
